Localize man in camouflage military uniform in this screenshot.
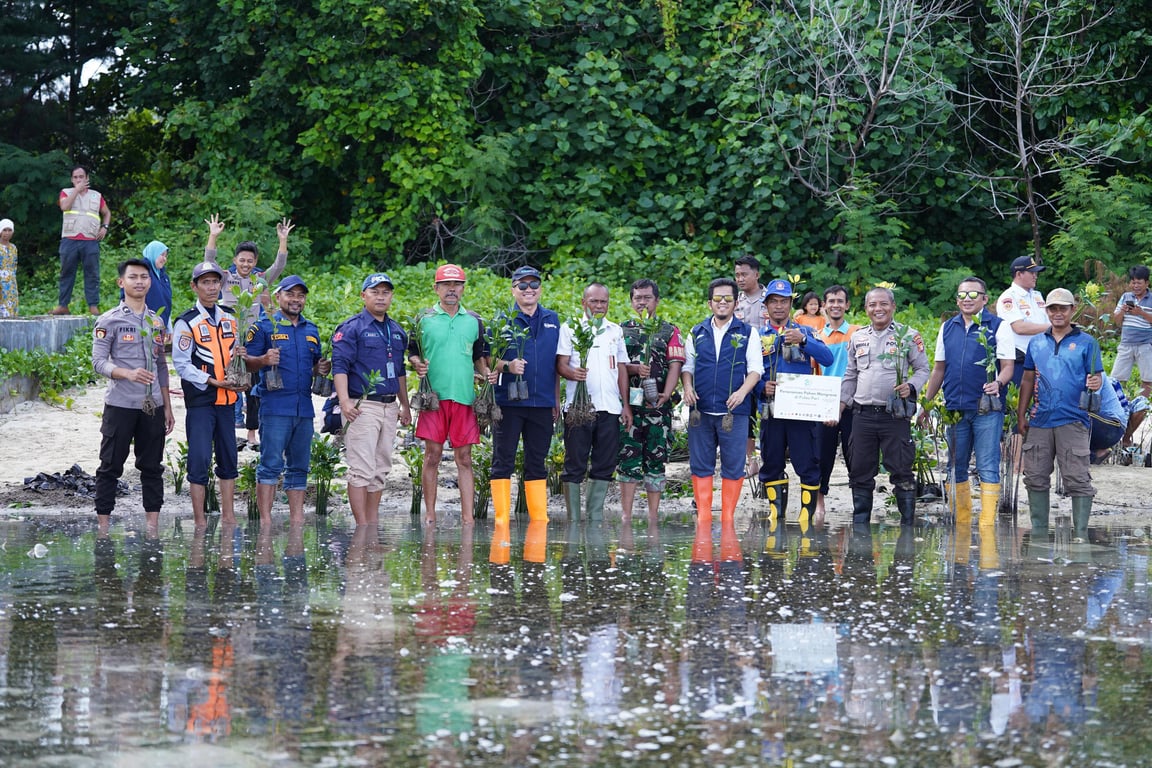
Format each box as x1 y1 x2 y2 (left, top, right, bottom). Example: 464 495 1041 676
618 279 685 521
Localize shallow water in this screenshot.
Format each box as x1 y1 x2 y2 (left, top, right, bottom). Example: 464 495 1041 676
1 511 1151 767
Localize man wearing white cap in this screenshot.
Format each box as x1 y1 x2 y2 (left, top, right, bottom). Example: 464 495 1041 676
1017 287 1103 542
408 264 491 525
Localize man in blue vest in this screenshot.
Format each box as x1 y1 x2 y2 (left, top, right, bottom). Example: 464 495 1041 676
681 278 763 525
920 277 1015 527
757 278 832 528
245 275 330 524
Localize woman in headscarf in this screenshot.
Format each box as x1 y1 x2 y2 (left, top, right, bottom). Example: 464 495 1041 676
141 240 173 328
0 218 17 317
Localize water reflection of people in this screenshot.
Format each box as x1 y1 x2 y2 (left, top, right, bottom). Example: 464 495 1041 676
414 527 478 739
169 523 235 741
328 524 398 738
91 530 166 743
240 520 311 734
682 516 756 721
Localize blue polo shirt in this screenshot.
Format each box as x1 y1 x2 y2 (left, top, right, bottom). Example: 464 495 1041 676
1024 326 1104 428
332 310 408 398
245 312 323 417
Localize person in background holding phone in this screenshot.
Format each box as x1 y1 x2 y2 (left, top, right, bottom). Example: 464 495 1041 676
1111 265 1152 400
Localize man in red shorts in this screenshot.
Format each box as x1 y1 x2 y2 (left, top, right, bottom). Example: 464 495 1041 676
408 264 491 525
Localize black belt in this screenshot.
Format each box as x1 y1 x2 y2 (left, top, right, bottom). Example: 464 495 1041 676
363 393 397 403
853 404 889 414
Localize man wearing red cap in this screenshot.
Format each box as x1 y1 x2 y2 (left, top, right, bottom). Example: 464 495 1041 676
408 264 491 525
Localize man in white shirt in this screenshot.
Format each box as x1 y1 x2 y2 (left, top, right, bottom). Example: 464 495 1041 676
996 256 1049 387
681 278 764 526
558 283 632 520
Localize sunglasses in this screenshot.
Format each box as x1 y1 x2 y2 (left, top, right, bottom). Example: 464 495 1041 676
514 280 541 291
710 295 736 304
956 290 985 300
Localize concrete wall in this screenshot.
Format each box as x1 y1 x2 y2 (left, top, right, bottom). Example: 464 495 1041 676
0 316 91 355
0 316 90 413
0 374 39 415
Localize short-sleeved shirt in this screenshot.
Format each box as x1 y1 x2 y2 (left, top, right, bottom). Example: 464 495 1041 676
244 312 322 417
92 302 169 409
411 304 487 405
332 310 408 398
841 322 930 406
735 290 765 331
1023 326 1104 428
558 317 630 414
996 283 1048 355
1116 290 1152 344
818 320 861 377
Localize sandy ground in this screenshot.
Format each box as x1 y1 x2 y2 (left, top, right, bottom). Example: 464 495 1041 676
2 383 1151 530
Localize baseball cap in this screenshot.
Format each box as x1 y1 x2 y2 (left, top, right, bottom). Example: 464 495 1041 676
362 273 394 290
274 275 308 294
191 261 225 281
435 264 467 283
511 265 542 282
1011 256 1046 273
1044 288 1075 306
764 278 794 298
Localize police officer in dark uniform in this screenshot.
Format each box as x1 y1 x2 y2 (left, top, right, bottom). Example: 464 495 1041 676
333 272 412 526
757 279 832 527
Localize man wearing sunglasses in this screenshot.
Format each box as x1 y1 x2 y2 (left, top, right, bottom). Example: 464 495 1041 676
920 277 1015 528
489 266 561 525
681 278 763 527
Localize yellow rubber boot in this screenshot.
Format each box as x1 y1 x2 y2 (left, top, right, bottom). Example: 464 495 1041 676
524 479 549 522
764 479 788 522
798 483 819 534
524 520 548 563
979 529 999 569
952 480 973 528
489 521 511 565
491 478 512 526
978 482 1000 528
692 475 714 523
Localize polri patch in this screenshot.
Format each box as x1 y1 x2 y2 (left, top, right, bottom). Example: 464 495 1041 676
94 328 107 339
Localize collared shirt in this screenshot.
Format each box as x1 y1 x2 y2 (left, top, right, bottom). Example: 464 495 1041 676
996 282 1049 354
684 317 764 416
1116 290 1152 344
735 289 766 331
818 319 861 377
92 302 169 409
172 301 240 392
682 318 764 375
494 304 562 408
245 311 322 417
841 322 930 406
621 318 685 412
934 309 1015 411
412 303 487 405
759 321 833 382
1024 326 1104 429
332 310 408 397
558 317 630 414
205 246 288 311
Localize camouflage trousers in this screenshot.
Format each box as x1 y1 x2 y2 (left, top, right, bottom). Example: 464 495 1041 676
618 410 672 492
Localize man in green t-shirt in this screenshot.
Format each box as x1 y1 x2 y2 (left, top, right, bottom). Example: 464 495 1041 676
408 264 491 525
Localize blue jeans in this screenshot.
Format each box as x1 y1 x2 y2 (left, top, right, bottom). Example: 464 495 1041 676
58 237 101 307
257 414 314 490
688 412 747 480
947 409 1005 484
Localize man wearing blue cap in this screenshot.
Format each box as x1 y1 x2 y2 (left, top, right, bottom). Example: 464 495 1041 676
757 278 832 528
333 272 412 525
173 260 249 527
245 275 330 524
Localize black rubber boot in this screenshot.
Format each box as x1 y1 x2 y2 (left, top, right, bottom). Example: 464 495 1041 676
852 489 873 526
895 488 917 526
